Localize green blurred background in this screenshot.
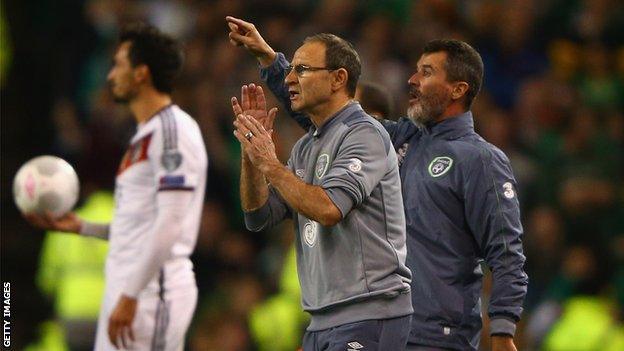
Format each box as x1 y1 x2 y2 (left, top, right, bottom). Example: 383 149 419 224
1 0 623 350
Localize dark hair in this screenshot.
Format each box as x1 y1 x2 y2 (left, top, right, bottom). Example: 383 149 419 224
357 81 393 119
422 39 483 109
119 23 183 94
304 33 361 97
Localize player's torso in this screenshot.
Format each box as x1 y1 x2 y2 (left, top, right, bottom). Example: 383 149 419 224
400 133 484 256
111 121 160 254
399 133 481 345
115 129 157 217
107 106 206 293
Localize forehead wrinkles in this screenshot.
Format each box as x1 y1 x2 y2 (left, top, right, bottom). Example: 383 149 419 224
292 42 326 66
418 53 447 71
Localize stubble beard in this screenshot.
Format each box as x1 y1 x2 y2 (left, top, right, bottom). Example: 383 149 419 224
109 82 137 104
407 89 451 128
112 94 130 104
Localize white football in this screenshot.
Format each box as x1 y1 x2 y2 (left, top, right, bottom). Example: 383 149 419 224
13 155 80 217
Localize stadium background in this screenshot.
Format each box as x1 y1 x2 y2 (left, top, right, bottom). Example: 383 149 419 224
1 0 623 350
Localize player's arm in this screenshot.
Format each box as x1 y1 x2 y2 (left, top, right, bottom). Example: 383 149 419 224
235 115 341 227
108 189 192 348
121 190 193 296
463 148 528 344
25 212 110 240
226 16 419 144
229 82 292 231
226 16 276 67
80 221 110 239
317 121 393 218
238 115 391 225
240 159 293 232
226 16 313 131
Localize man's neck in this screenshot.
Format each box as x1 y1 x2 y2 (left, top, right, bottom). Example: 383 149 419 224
308 96 352 128
129 89 173 124
434 103 467 124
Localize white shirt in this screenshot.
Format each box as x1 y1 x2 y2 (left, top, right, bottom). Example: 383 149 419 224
108 104 207 298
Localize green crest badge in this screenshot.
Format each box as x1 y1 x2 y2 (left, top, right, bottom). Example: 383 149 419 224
315 154 330 178
428 156 453 177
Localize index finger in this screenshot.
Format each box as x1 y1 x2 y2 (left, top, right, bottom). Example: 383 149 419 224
225 16 255 32
231 97 243 117
227 21 239 33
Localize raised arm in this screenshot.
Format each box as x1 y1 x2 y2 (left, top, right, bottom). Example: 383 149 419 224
226 16 276 67
226 16 313 131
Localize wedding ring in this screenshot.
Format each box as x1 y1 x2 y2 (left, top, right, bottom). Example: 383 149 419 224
244 131 254 140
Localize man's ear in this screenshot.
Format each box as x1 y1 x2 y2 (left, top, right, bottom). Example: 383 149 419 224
133 64 150 84
332 68 349 93
451 81 469 101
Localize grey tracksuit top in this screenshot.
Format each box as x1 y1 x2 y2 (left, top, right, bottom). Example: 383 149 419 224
244 102 413 331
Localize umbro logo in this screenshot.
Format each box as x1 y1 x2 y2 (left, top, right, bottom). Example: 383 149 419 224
347 341 364 350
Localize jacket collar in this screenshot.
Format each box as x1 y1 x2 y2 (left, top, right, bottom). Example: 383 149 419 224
425 111 475 140
312 101 361 137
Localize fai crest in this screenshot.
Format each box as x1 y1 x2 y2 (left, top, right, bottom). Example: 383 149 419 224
303 220 318 247
315 154 330 178
428 156 453 177
161 150 182 172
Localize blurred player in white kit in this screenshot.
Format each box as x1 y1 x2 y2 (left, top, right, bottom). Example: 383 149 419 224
26 23 207 351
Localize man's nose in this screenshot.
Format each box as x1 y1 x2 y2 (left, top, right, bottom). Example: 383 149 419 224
408 72 419 86
285 69 297 85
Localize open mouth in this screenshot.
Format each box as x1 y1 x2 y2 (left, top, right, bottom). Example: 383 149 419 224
409 89 421 104
289 90 300 100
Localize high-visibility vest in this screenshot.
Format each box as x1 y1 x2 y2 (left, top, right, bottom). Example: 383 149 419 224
24 320 68 351
544 296 624 351
37 191 113 319
249 246 309 351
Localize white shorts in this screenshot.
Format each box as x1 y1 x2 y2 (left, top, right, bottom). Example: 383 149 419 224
94 287 197 351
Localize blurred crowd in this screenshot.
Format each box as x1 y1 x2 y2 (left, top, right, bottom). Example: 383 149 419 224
2 0 624 350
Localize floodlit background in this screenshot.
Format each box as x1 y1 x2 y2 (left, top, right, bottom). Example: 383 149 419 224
1 0 623 350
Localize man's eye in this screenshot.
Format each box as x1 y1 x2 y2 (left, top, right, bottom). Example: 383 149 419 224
295 65 310 74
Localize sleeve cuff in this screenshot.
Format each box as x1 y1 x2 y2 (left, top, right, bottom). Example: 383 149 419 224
244 203 271 232
490 317 517 337
122 287 140 299
260 52 287 79
79 221 109 239
323 187 355 218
